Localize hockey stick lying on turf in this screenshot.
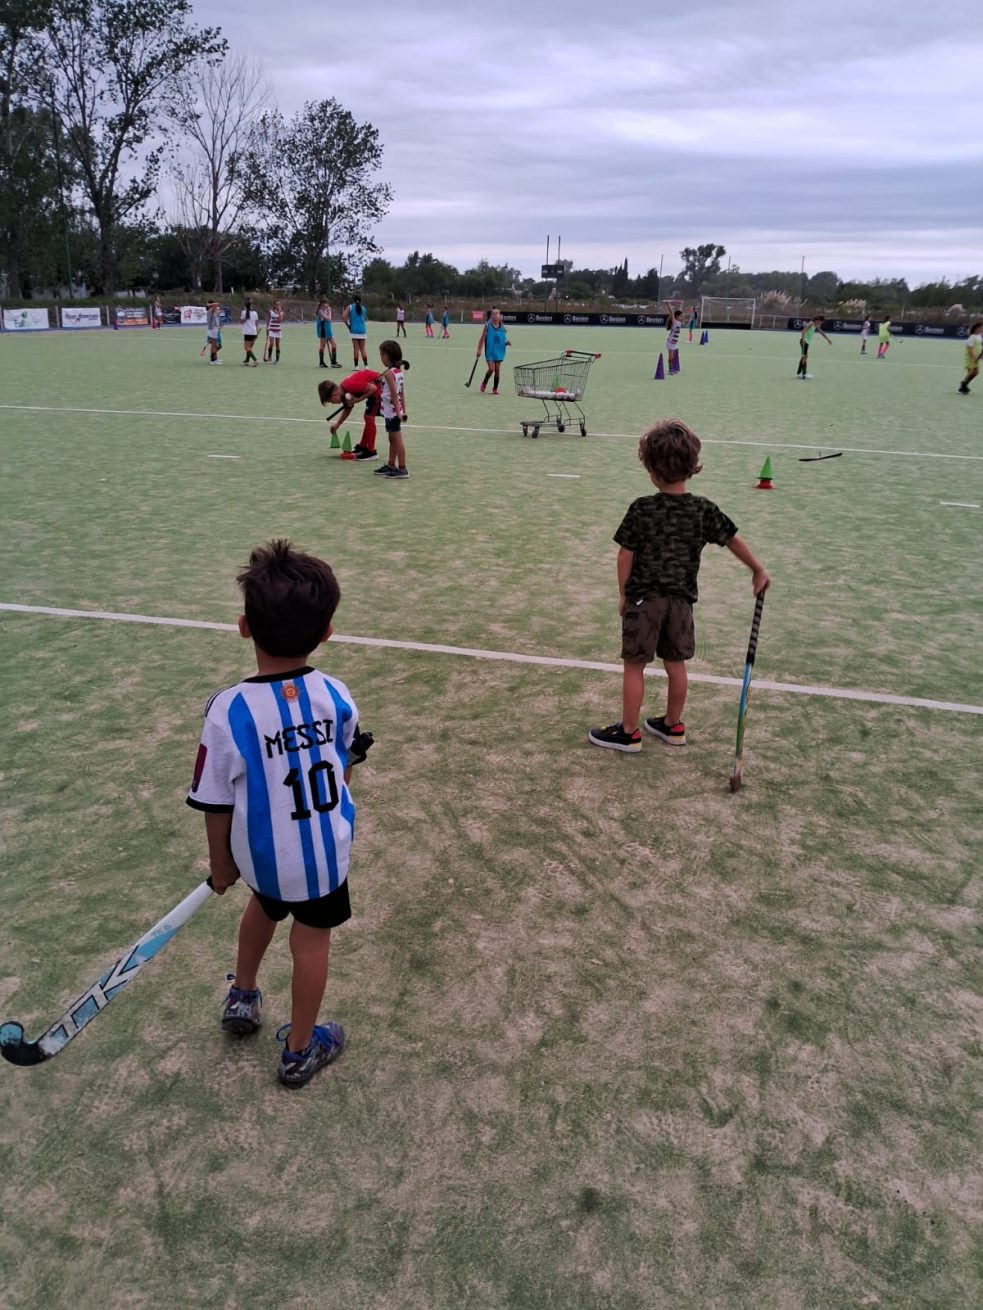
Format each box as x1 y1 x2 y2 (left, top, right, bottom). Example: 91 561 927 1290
798 451 843 462
0 731 374 1067
465 357 480 388
0 878 216 1067
729 590 766 793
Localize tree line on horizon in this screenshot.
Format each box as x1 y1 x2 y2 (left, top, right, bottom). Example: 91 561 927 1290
2 5 979 313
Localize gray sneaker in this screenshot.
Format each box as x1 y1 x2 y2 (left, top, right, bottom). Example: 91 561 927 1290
221 975 262 1035
277 1022 346 1088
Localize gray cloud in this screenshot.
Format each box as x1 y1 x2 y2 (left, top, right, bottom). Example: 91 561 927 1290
199 0 983 281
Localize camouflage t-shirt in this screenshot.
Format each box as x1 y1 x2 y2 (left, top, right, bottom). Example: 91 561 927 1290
614 493 738 603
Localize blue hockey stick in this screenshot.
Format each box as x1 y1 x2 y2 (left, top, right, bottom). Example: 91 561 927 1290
1 878 215 1067
729 591 766 793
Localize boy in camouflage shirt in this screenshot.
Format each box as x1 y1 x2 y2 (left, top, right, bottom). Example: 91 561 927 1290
589 419 769 753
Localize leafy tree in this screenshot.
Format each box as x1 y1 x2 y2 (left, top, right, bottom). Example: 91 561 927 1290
806 270 840 303
631 267 661 299
460 259 520 298
679 243 726 295
242 99 391 295
42 0 225 293
362 256 396 296
566 267 609 293
611 258 629 296
144 228 193 290
0 2 60 296
400 251 460 298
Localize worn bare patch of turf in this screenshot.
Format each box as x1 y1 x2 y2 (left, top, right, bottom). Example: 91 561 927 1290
0 326 980 1307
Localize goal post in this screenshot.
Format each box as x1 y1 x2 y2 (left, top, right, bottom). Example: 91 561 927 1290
699 296 757 328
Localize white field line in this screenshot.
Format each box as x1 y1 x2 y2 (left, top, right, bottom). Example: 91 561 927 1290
938 501 980 509
2 602 981 717
2 403 981 462
546 473 581 479
206 454 241 460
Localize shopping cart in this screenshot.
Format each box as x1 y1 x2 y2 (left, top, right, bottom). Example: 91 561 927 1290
512 349 602 437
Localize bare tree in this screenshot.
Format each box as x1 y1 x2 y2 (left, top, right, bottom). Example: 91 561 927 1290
168 157 210 289
172 53 266 294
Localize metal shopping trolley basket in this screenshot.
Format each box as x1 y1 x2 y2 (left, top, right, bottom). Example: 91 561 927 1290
512 349 602 437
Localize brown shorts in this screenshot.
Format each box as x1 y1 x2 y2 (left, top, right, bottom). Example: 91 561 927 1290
621 595 695 664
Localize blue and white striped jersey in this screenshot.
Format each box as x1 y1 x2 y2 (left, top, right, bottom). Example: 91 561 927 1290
187 667 359 902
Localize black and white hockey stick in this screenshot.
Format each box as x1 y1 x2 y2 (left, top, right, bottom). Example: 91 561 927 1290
729 590 766 793
1 878 215 1067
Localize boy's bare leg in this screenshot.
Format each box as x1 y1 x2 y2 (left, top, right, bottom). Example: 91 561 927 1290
234 894 278 990
664 660 688 725
287 922 332 1053
391 432 406 468
622 660 646 733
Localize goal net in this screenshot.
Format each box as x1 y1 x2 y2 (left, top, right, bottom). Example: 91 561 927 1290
699 296 756 327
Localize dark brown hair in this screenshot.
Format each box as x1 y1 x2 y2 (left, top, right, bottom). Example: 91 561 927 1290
317 379 341 406
379 338 403 367
237 540 340 658
638 419 703 483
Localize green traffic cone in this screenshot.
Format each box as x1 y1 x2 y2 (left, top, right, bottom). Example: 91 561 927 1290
340 430 355 459
756 457 774 489
329 430 341 449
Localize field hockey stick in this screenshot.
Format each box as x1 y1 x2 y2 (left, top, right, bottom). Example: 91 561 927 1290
465 357 480 388
0 878 215 1067
729 590 766 793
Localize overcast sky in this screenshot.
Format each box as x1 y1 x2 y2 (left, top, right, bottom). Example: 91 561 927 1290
205 0 982 284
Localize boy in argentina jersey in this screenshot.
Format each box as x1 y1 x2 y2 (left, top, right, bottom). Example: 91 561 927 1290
187 540 369 1088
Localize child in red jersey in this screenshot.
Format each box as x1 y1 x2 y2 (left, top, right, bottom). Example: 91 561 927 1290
317 367 400 461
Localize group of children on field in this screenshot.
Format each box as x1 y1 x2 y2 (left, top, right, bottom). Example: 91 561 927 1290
179 279 981 1094
189 416 769 1087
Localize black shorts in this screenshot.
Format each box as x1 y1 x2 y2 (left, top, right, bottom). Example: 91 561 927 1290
385 415 401 433
800 341 809 356
252 880 351 930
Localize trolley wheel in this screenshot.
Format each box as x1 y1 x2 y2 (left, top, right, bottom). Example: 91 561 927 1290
532 426 540 439
580 422 587 437
521 424 529 437
557 422 565 433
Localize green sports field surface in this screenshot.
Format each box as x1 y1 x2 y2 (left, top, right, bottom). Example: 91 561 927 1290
0 322 980 1308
